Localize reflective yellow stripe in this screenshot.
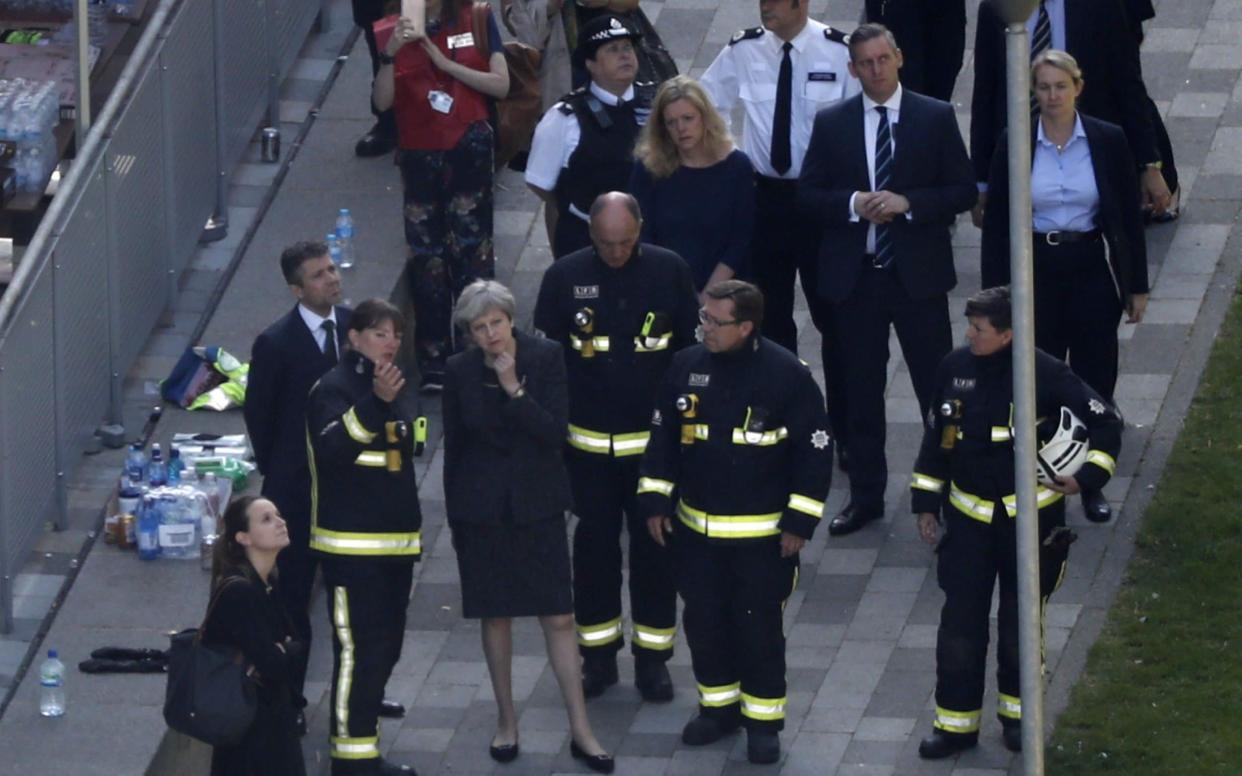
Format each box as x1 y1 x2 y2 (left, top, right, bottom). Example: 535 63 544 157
577 617 623 647
949 484 996 524
933 706 981 733
740 692 786 721
633 332 672 352
1086 450 1116 475
681 424 710 443
997 693 1022 720
312 528 422 556
568 424 613 454
677 500 781 539
911 472 945 493
612 431 650 457
787 493 824 519
632 624 675 651
332 588 355 740
354 450 386 467
342 407 377 444
330 736 380 760
731 426 789 446
1000 487 1065 516
698 682 741 707
569 335 611 352
637 477 675 497
991 426 1012 442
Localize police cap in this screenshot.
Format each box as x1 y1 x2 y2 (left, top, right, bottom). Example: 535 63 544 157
577 14 642 61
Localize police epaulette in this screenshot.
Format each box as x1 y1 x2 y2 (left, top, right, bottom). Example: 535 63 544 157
556 87 588 114
823 26 849 45
729 26 764 45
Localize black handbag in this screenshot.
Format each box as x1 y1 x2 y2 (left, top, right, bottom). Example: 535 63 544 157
163 577 258 747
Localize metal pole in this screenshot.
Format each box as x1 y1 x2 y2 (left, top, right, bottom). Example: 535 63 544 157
201 0 229 242
74 0 93 147
1005 21 1044 775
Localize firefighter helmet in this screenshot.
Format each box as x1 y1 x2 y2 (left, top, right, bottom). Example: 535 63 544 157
1036 407 1089 485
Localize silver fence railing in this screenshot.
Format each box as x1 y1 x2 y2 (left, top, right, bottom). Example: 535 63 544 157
0 0 324 632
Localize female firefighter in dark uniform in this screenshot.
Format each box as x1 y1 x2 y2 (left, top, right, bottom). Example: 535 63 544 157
306 299 426 776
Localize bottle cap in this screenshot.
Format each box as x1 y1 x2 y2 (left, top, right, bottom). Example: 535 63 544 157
47 649 57 658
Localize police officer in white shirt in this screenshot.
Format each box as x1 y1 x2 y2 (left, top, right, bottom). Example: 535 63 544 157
700 0 859 470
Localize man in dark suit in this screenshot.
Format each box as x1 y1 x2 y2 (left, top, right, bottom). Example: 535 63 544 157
864 0 966 102
971 0 1171 222
243 240 349 722
798 23 975 536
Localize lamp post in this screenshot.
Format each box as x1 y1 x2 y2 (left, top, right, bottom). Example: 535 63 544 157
991 0 1041 772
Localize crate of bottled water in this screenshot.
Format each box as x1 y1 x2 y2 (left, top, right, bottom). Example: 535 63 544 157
140 485 209 561
0 77 60 193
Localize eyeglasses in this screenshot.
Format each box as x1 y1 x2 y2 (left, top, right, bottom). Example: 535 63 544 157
698 308 740 328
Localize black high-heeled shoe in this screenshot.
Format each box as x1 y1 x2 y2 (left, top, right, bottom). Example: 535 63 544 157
489 740 519 763
570 740 614 774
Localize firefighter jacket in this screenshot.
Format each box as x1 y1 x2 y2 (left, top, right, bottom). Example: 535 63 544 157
910 345 1123 522
637 336 833 541
533 243 699 458
307 350 426 559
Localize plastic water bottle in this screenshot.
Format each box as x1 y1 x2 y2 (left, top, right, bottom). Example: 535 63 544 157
327 232 342 266
147 444 166 487
335 209 355 268
167 446 185 485
201 472 221 519
124 443 147 489
39 650 65 717
137 495 161 560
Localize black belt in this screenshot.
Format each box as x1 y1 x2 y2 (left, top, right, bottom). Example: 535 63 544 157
1034 229 1101 246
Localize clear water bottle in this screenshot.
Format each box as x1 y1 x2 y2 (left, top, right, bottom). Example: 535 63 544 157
201 472 221 520
137 495 161 560
39 650 65 717
123 443 147 489
147 444 166 487
326 231 342 266
167 446 185 485
335 209 355 268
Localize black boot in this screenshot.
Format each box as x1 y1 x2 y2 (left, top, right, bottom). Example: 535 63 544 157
1002 723 1023 752
681 713 741 746
581 655 618 699
634 659 674 702
918 729 978 759
747 730 781 764
1082 489 1112 523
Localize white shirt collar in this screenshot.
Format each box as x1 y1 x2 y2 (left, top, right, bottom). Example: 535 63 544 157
862 83 903 115
298 303 336 334
767 20 816 54
1036 111 1087 148
589 81 636 106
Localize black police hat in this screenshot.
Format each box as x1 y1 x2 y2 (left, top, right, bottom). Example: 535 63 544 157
577 14 641 61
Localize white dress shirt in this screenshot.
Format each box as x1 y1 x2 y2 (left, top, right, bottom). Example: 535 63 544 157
298 304 339 355
524 82 637 193
848 85 908 253
700 19 860 179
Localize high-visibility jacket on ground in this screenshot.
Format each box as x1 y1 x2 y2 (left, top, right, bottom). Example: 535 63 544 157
533 243 699 458
307 350 425 559
910 345 1122 522
638 336 833 540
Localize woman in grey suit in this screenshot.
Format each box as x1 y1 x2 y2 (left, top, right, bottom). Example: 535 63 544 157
442 280 613 772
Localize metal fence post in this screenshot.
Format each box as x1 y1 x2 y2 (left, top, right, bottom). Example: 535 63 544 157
51 256 68 532
202 0 228 243
266 0 281 129
0 356 10 633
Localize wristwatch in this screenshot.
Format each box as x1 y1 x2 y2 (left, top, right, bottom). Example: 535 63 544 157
378 51 395 66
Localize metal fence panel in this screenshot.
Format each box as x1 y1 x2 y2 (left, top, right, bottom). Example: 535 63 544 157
108 62 170 370
219 0 270 169
273 0 320 79
160 0 218 274
52 159 112 475
0 262 59 599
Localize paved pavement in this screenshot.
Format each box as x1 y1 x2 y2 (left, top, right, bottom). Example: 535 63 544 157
3 0 1241 774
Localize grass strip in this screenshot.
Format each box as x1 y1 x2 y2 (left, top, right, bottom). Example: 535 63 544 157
1048 290 1242 774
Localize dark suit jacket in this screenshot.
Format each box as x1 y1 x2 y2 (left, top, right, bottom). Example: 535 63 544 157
798 89 976 303
442 331 573 526
972 0 1157 184
981 115 1148 297
864 0 967 102
243 304 351 523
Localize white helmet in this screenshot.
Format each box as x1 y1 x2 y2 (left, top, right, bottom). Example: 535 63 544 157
1035 407 1089 485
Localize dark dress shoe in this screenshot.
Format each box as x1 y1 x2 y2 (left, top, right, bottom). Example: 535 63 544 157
355 123 396 157
917 730 978 759
489 741 519 763
681 713 741 746
634 660 674 702
569 740 615 773
747 730 781 764
581 656 618 699
1082 489 1112 523
1002 724 1023 752
376 758 416 775
828 503 881 536
295 709 307 737
378 698 406 718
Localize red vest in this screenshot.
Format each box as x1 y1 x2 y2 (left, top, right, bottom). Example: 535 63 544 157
393 8 491 151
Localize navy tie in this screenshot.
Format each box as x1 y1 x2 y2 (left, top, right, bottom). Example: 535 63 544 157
322 320 338 365
770 41 793 175
873 106 895 269
1030 1 1051 114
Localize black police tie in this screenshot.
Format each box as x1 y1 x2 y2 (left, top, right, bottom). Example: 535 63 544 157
322 320 338 365
873 106 895 269
1030 1 1051 114
770 41 794 175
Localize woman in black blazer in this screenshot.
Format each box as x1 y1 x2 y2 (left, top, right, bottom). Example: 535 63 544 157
442 280 613 773
981 50 1146 523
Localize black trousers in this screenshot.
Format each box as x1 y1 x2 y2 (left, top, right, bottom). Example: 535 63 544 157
673 532 797 733
865 0 966 103
754 175 849 448
568 454 677 662
933 500 1069 736
356 2 397 136
833 268 952 511
1032 237 1123 403
274 505 316 709
324 559 413 774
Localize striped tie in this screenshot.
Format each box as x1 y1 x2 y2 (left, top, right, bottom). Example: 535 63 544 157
873 106 894 269
1030 1 1051 114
